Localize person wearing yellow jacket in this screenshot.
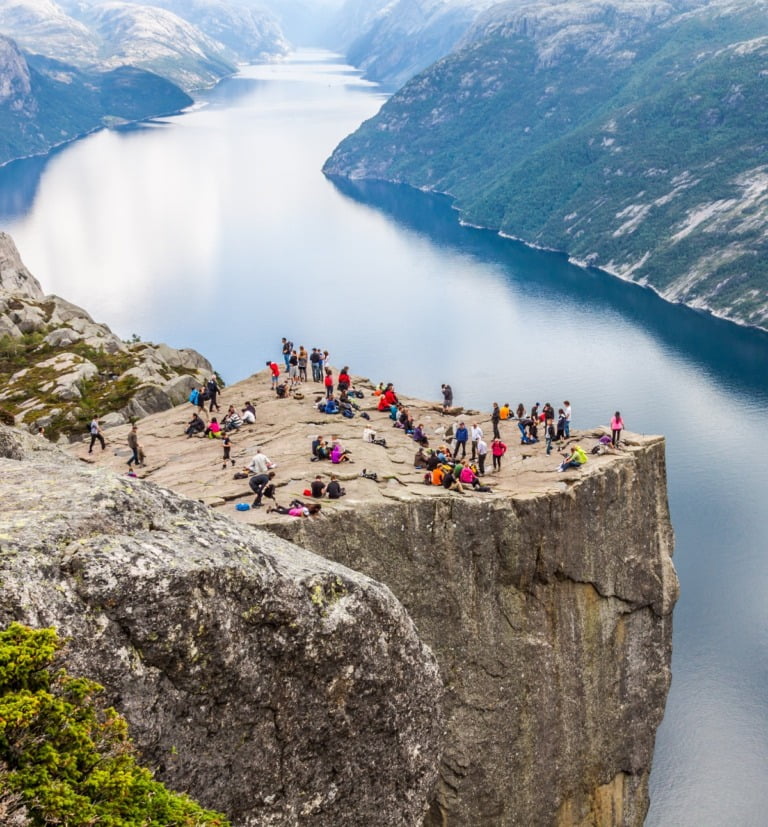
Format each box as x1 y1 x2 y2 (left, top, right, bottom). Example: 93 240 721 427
557 444 588 472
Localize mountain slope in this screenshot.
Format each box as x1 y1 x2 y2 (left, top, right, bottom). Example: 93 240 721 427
324 0 768 330
0 34 192 165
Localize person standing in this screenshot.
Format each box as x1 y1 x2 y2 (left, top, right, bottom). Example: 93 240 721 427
563 400 572 438
324 367 334 399
222 434 234 469
298 346 308 383
309 348 322 382
88 416 105 453
441 384 453 415
491 403 501 439
127 424 141 468
454 421 469 459
491 437 507 472
266 360 280 390
610 411 624 447
207 375 221 412
470 422 483 460
281 337 293 369
476 437 488 476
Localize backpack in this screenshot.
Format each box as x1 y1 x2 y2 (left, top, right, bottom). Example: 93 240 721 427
189 388 199 405
342 408 354 418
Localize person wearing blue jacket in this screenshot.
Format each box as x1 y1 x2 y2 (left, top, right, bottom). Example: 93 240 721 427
454 422 469 459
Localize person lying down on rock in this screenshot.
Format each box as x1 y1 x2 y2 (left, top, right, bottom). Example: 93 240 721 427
268 500 322 517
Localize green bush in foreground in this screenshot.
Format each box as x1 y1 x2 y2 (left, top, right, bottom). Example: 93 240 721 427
0 623 230 827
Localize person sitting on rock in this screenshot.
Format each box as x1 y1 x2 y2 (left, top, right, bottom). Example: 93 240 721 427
222 406 242 431
245 448 273 476
377 383 399 411
459 460 482 489
330 439 350 464
441 467 464 494
326 474 345 499
414 447 430 469
204 417 221 438
241 401 256 424
310 475 326 498
185 412 206 437
558 444 588 472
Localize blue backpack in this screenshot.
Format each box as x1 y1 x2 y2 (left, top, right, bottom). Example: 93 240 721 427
189 388 199 405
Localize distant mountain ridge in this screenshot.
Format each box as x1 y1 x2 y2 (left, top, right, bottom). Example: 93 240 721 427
324 0 768 331
0 0 288 166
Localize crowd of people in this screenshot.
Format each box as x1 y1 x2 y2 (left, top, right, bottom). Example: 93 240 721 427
104 334 627 515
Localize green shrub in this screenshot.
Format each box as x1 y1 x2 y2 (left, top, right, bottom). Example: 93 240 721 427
0 623 230 827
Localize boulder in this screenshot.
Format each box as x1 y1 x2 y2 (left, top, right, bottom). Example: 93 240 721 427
9 303 46 333
0 426 444 826
44 327 83 348
0 232 43 299
154 342 213 373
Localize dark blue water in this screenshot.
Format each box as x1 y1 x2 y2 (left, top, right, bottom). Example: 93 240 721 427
2 49 768 825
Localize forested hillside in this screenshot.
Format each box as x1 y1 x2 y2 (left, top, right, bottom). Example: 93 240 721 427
325 0 768 330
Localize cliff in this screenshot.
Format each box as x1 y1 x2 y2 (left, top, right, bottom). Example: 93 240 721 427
0 423 444 826
0 232 214 438
61 368 679 825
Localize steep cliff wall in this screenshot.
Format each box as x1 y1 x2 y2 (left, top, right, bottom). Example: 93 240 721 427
0 425 444 826
267 438 678 826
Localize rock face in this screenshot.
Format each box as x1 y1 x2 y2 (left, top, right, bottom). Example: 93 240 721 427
267 439 677 825
0 232 214 435
0 424 444 826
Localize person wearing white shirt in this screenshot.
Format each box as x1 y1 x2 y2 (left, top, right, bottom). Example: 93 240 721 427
246 450 272 476
471 423 483 460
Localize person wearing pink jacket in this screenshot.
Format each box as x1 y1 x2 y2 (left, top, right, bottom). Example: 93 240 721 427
491 438 507 472
610 411 625 447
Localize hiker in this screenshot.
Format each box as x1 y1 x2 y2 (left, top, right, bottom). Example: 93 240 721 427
203 417 221 438
266 360 280 389
206 376 221 412
185 412 206 437
414 447 430 468
558 444 587 472
476 437 488 475
88 416 106 453
610 411 625 447
412 423 428 446
545 421 556 455
269 501 321 517
516 403 525 420
281 337 293 368
470 422 483 460
241 401 256 424
127 424 142 468
543 403 555 428
459 461 482 489
500 403 510 420
491 438 507 472
245 448 273 476
337 366 352 393
310 475 326 498
330 439 350 464
441 466 464 494
556 408 567 442
530 402 540 423
563 400 572 438
310 348 322 382
441 383 453 414
326 474 345 499
222 406 242 431
491 403 501 439
298 346 308 382
222 434 234 469
454 421 469 459
324 367 334 399
249 470 276 507
288 350 300 386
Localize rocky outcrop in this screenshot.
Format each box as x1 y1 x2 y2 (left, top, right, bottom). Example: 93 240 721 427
267 439 677 825
0 424 444 826
0 233 214 435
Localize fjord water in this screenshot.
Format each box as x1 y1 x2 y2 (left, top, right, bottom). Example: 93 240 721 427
2 50 768 825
